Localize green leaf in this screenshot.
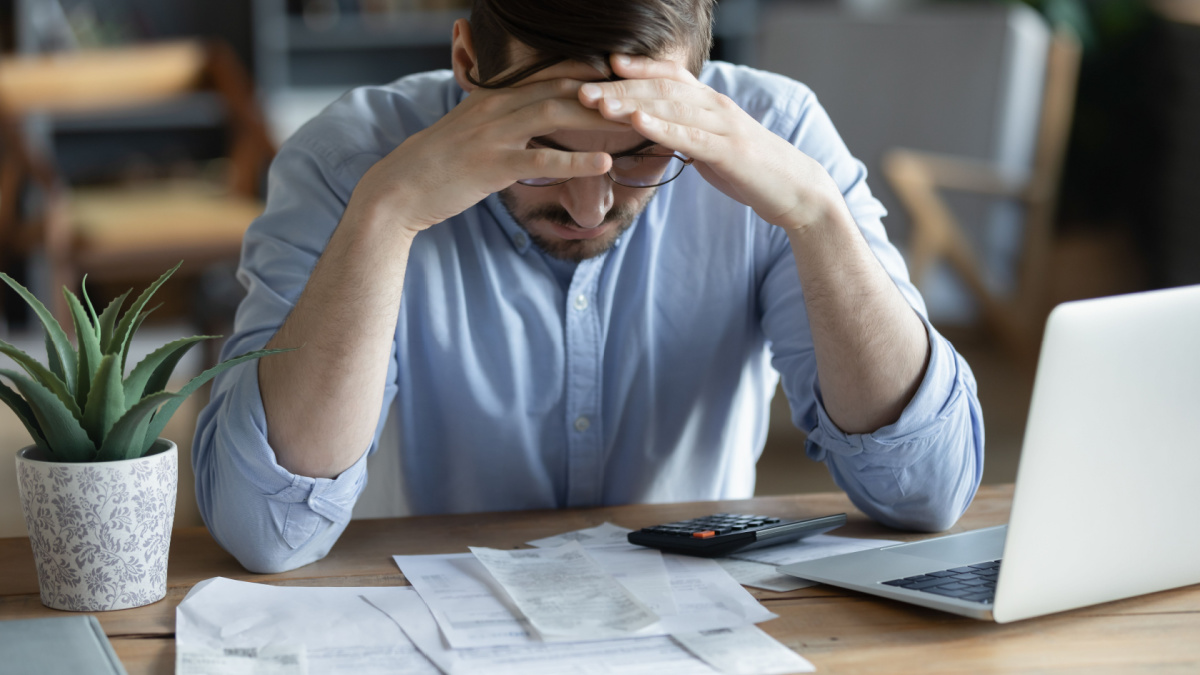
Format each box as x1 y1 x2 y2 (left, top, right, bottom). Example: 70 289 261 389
96 289 130 353
82 354 124 448
81 276 100 333
45 332 66 386
65 289 103 409
138 347 292 457
95 390 179 462
0 369 95 462
109 262 181 368
0 378 50 453
0 340 82 422
123 335 213 403
0 272 77 396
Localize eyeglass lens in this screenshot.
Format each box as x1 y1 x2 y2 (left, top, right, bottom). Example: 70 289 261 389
518 154 688 188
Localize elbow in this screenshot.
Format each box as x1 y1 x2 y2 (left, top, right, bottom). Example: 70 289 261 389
195 471 340 575
868 452 982 534
876 498 968 533
228 543 315 575
205 514 338 574
825 435 982 534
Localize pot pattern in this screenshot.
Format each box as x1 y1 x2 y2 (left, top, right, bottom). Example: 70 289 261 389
16 443 177 611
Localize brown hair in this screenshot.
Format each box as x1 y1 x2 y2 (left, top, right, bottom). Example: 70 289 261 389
468 0 715 88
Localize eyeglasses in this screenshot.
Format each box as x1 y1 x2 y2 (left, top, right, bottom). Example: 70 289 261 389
517 149 694 188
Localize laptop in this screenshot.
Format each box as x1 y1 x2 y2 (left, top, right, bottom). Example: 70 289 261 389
779 285 1200 622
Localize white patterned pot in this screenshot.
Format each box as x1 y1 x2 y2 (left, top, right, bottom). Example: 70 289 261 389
15 440 177 611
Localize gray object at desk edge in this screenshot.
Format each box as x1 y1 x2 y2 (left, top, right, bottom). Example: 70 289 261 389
0 614 128 675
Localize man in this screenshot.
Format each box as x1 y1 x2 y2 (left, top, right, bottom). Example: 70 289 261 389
194 0 984 573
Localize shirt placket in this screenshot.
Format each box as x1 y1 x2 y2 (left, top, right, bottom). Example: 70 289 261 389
563 256 604 507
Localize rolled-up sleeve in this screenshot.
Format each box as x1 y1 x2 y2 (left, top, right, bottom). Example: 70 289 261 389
760 83 984 532
191 100 399 573
804 314 984 532
192 359 374 573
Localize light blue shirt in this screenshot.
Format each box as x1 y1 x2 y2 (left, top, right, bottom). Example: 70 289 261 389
193 62 984 573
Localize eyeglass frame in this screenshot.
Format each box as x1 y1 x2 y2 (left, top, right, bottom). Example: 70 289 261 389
515 145 694 189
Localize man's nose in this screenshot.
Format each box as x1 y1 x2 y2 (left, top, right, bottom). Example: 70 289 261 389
561 175 614 229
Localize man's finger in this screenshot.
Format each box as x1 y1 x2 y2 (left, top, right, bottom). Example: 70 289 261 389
499 98 630 140
610 53 702 86
468 77 599 120
505 147 611 183
596 97 725 136
630 110 716 162
579 77 706 109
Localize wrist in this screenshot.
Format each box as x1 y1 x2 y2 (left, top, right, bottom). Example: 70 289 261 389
762 152 846 236
774 184 845 237
342 186 423 247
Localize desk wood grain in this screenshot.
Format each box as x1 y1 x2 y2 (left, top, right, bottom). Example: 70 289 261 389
2 485 1198 674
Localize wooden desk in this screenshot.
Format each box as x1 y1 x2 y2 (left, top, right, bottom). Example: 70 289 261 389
2 485 1198 673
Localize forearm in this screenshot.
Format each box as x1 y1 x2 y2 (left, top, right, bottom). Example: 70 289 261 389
260 200 416 478
782 191 930 434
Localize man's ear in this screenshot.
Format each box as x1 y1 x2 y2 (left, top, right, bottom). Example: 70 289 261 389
451 19 480 92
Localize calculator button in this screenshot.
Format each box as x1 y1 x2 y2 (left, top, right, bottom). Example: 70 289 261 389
692 531 717 539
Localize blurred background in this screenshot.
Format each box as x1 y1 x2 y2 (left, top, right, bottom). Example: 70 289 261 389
0 0 1196 535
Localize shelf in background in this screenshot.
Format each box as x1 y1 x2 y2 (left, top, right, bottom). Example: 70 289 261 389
286 10 467 51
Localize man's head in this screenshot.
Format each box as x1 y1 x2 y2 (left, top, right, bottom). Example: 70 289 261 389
452 0 715 262
467 0 715 89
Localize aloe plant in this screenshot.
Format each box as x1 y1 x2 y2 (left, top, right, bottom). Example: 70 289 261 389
0 263 287 462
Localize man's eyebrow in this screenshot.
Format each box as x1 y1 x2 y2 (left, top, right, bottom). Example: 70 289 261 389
530 136 659 155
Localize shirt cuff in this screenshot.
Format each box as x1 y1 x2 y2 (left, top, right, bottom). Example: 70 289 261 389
805 313 964 463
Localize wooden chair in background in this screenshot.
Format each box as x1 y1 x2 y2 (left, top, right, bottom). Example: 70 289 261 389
0 40 275 337
883 31 1082 360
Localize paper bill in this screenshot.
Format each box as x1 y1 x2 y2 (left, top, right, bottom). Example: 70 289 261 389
587 544 678 615
469 541 659 640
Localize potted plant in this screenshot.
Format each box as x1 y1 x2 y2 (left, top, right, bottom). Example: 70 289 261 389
0 263 285 611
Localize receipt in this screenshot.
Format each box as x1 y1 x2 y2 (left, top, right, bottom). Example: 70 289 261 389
587 545 678 615
469 541 659 640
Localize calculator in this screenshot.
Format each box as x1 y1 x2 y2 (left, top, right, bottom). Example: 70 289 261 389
627 512 848 557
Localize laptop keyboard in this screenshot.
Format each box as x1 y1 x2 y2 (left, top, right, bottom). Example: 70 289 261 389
881 559 1001 604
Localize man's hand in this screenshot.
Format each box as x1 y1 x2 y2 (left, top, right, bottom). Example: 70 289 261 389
582 54 931 435
578 54 841 234
347 72 627 239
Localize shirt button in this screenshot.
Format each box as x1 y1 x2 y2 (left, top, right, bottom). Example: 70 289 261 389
514 232 528 248
573 294 589 311
574 416 591 432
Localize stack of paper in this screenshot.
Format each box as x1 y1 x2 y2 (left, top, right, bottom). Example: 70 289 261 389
382 535 813 674
175 522 897 675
